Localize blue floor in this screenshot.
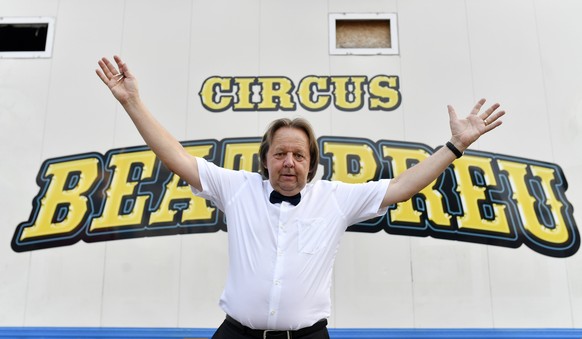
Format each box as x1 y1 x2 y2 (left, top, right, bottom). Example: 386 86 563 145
1 327 582 339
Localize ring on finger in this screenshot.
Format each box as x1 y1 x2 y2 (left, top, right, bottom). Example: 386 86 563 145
112 73 125 82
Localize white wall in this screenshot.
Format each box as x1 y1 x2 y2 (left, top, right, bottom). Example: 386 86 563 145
0 0 581 329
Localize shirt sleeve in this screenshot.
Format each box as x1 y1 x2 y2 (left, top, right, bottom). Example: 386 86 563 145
333 179 390 225
191 157 248 212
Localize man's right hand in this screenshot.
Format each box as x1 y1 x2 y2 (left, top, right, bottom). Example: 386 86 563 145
96 55 139 106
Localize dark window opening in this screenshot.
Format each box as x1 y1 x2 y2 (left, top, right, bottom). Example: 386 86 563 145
0 23 49 52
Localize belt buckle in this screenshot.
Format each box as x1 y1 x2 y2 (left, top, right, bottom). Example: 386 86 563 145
263 329 291 339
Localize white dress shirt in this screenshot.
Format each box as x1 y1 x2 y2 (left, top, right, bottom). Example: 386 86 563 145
192 158 390 330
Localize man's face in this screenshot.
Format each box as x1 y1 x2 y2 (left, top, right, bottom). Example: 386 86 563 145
265 127 311 196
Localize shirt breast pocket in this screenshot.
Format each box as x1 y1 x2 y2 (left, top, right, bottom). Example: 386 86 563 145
297 218 327 254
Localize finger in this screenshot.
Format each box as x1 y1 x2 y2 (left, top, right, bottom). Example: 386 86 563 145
98 58 116 80
484 120 503 133
487 109 506 124
480 103 501 121
113 55 131 78
483 110 505 132
114 55 123 68
95 69 109 85
447 104 458 121
102 57 120 78
484 109 505 127
470 98 487 115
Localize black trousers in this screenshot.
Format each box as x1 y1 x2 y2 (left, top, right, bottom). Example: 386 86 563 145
211 317 330 339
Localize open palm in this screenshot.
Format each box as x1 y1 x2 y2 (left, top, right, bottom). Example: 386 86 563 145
448 98 505 150
96 55 139 105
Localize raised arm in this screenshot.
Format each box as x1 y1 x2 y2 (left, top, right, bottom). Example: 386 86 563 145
96 56 202 191
381 98 505 208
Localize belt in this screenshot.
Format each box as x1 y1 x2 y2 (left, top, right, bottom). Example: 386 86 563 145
225 315 327 339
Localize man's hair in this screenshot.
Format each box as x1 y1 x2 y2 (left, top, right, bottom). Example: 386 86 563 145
259 118 319 182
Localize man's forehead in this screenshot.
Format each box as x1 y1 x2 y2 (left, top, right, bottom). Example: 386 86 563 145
272 128 307 141
271 141 308 150
271 129 309 151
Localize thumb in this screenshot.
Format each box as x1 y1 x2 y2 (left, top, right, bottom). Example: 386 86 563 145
447 104 458 122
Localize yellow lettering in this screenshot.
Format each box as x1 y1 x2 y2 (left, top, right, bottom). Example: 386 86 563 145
233 77 256 111
90 150 157 231
498 159 570 244
257 77 295 110
198 75 403 112
322 140 378 183
332 76 367 111
199 77 233 112
368 75 400 110
382 145 451 227
530 165 570 243
454 155 510 234
296 76 331 111
223 141 260 171
150 145 216 225
21 157 100 240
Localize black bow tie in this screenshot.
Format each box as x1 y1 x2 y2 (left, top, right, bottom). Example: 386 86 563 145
269 190 301 206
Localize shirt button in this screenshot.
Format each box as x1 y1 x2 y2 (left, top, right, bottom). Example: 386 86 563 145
274 280 281 286
270 310 276 316
277 251 283 256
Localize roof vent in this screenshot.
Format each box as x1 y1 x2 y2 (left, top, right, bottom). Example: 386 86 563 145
329 13 398 55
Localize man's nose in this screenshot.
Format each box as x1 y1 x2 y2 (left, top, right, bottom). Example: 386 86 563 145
283 153 294 167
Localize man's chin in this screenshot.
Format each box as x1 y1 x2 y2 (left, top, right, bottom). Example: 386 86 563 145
277 184 303 195
279 187 297 194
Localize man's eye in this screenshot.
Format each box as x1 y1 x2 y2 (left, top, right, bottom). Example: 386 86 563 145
294 154 305 160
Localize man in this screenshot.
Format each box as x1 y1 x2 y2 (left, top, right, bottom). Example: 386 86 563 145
96 55 505 339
